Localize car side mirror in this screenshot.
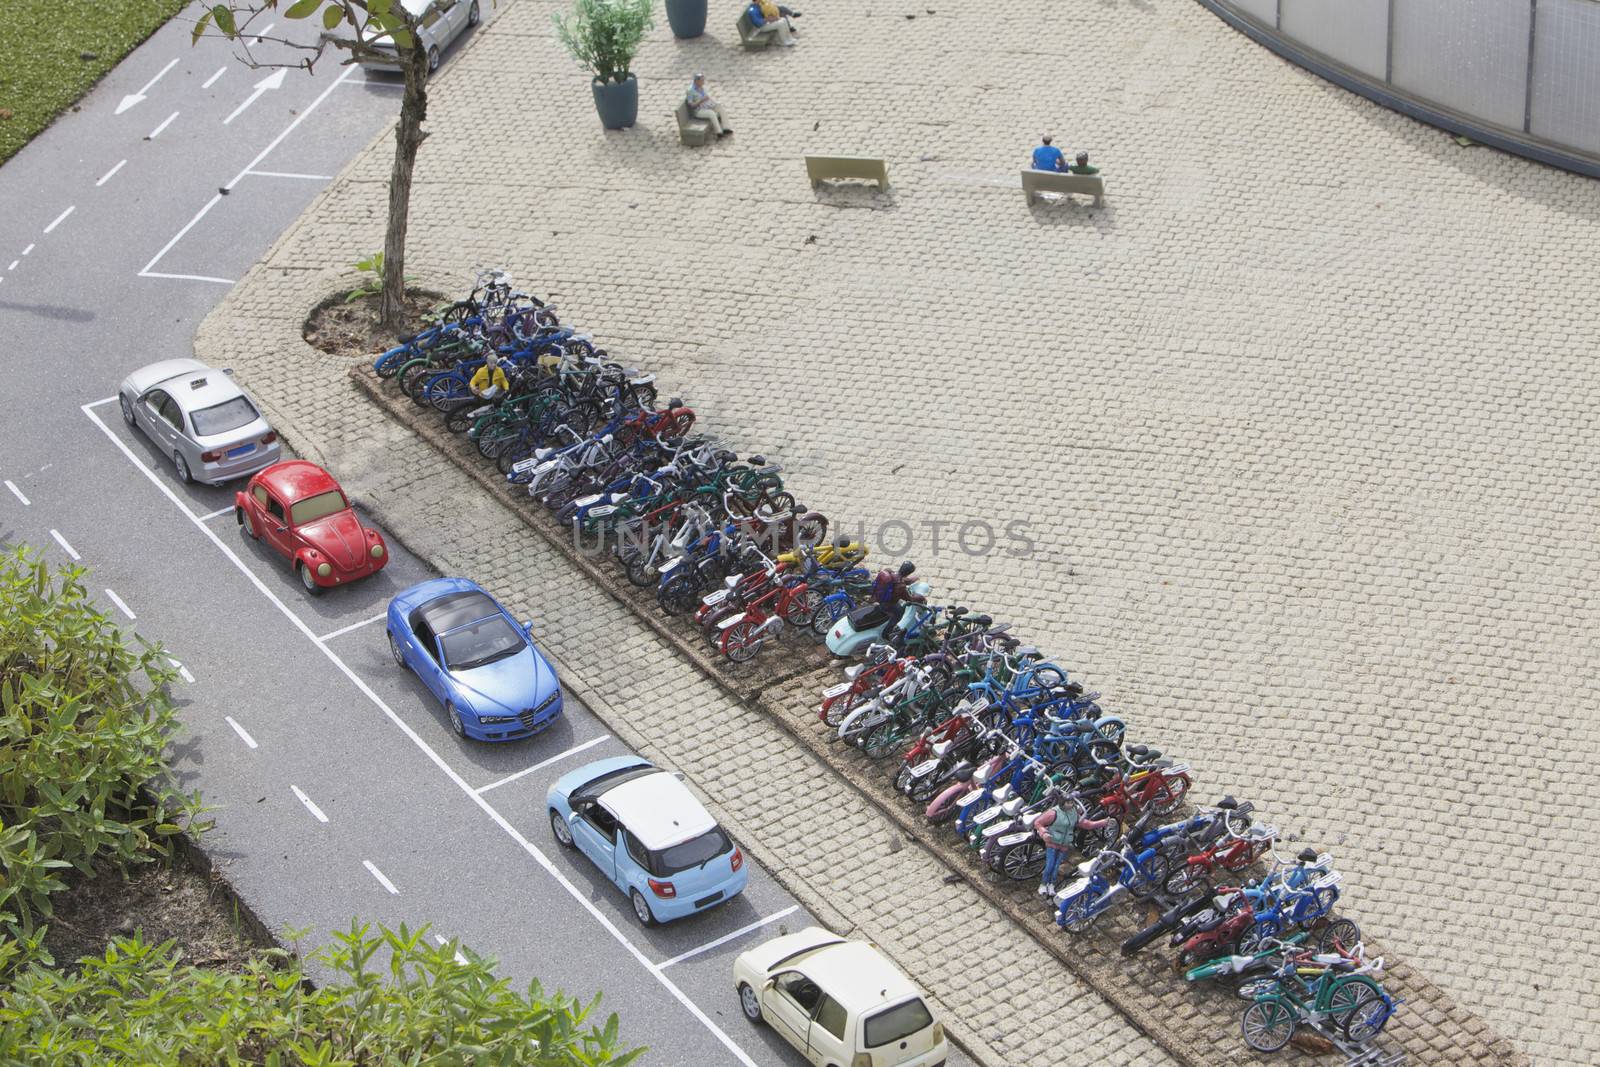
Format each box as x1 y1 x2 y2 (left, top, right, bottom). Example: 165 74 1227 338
222 367 235 376
522 619 535 633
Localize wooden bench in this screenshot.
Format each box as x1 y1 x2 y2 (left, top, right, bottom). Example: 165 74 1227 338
736 9 772 48
675 100 712 147
806 155 889 191
1021 169 1105 207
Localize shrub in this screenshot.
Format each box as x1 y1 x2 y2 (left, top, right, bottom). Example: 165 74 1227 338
553 0 653 85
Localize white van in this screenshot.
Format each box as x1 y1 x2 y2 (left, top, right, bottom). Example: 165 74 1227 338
733 927 949 1067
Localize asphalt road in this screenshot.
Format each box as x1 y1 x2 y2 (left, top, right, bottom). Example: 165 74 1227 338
0 6 970 1066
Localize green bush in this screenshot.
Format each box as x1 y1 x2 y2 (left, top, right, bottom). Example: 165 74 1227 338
0 920 646 1065
553 0 653 85
0 547 203 964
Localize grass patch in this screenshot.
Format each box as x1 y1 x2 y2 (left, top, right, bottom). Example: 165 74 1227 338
0 0 188 165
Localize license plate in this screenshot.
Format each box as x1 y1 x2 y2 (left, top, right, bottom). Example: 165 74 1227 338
226 443 255 458
821 682 851 699
998 832 1031 846
693 891 723 908
908 759 940 778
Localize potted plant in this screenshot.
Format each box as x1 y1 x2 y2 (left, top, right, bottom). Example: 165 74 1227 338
664 0 707 38
554 0 654 129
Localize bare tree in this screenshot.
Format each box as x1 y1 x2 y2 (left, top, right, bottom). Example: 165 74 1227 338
196 0 432 331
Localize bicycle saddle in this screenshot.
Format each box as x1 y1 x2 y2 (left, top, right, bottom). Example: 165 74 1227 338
748 454 766 465
1217 795 1238 810
1297 847 1319 863
949 605 968 616
1128 744 1149 756
669 397 684 407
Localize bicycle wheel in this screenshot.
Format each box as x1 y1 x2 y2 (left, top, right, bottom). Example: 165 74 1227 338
1164 863 1207 897
1058 894 1096 934
1317 917 1361 954
1342 992 1392 1043
399 360 437 400
721 620 765 663
1236 920 1278 957
780 587 819 628
810 596 850 637
658 574 700 615
1235 975 1278 1001
1000 840 1046 881
1130 854 1170 899
861 720 905 760
1324 977 1380 1034
1241 1000 1296 1053
1152 775 1189 816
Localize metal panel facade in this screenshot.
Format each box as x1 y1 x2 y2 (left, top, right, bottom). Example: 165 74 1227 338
1530 0 1600 154
1389 0 1530 131
1279 0 1389 80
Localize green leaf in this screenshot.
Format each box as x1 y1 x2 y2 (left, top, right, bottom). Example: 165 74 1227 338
322 4 344 30
191 8 213 44
212 4 236 36
284 0 322 19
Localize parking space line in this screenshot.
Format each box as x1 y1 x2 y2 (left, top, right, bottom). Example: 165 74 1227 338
202 66 228 89
50 529 81 560
140 192 223 277
97 159 127 186
105 587 137 620
5 480 29 505
434 934 469 964
291 785 329 823
245 170 335 181
81 402 760 1067
319 613 387 641
44 206 75 234
84 395 116 408
476 735 612 795
364 860 399 895
657 906 801 970
167 657 195 683
226 716 258 749
198 506 234 521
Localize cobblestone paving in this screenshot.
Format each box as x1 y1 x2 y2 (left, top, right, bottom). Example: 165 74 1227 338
193 0 1600 1061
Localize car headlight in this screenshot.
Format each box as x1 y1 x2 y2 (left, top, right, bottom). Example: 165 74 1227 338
478 715 519 725
316 562 332 577
370 544 385 558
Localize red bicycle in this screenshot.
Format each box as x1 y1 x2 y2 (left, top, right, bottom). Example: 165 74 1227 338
1088 756 1192 822
1165 823 1277 896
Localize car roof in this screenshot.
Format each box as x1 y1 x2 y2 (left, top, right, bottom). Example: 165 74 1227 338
792 942 921 1012
165 369 248 413
597 771 717 850
257 461 340 502
417 589 500 633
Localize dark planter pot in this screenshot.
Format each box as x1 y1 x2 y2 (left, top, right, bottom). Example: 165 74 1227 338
664 0 708 37
592 75 639 129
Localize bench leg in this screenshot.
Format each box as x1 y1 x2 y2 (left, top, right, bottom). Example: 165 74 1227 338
1025 189 1035 206
1094 194 1104 207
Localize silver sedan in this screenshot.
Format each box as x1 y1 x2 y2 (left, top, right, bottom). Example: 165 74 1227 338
117 358 281 485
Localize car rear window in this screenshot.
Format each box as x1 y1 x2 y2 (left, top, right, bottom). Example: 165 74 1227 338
191 396 259 437
863 998 933 1048
290 490 348 526
652 826 732 876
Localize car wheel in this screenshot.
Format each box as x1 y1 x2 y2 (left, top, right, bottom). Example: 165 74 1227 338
388 630 407 669
119 395 135 426
447 702 466 738
427 46 440 73
299 562 323 596
550 810 574 848
737 982 763 1024
240 508 259 540
629 889 657 927
173 451 192 484
467 0 480 25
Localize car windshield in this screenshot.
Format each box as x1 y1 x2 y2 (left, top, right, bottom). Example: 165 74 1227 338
652 826 732 876
190 396 259 437
863 998 934 1048
290 490 347 526
440 615 524 670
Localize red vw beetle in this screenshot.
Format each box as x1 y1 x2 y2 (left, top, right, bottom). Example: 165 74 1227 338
235 460 388 593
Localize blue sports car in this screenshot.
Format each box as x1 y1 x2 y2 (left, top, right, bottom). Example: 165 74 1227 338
548 756 748 925
386 577 563 741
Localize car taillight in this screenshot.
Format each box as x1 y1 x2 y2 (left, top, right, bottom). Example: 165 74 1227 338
931 1021 945 1044
261 431 278 445
200 450 221 462
730 847 743 872
370 544 385 558
647 878 676 898
851 1055 872 1067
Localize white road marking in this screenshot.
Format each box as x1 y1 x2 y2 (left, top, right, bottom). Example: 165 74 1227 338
226 716 259 749
227 63 354 190
364 860 399 894
105 588 137 620
244 169 334 181
82 401 760 1067
202 66 228 89
434 934 469 964
44 206 75 234
223 69 286 126
22 244 34 256
476 734 612 795
6 260 16 271
141 271 236 285
291 785 329 823
116 56 179 115
84 395 117 409
96 159 128 186
4 480 29 505
140 193 223 278
49 529 81 560
319 613 388 641
147 111 179 139
167 657 196 683
657 906 800 969
198 505 234 521
253 21 276 42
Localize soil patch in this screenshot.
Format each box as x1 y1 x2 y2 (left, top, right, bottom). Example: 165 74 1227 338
42 858 262 974
304 289 441 358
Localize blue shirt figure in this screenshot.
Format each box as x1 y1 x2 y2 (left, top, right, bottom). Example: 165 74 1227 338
1032 140 1067 172
747 2 767 25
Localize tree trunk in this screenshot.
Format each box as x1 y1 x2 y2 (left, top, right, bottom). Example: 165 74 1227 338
378 40 429 333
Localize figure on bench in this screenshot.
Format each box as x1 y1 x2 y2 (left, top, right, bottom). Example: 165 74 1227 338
685 73 732 138
745 0 798 46
1032 134 1068 173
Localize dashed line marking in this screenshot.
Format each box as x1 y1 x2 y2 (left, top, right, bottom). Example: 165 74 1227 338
49 529 81 560
319 613 388 641
105 588 137 620
364 860 399 895
225 716 258 749
96 159 128 186
147 111 179 139
253 21 276 42
44 206 75 234
22 244 34 256
477 734 611 795
202 66 228 89
5 480 29 505
167 657 195 683
434 934 469 964
6 260 16 271
657 906 800 969
291 785 329 823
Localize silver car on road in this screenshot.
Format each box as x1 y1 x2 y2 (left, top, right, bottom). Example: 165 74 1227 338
358 0 481 76
117 358 281 485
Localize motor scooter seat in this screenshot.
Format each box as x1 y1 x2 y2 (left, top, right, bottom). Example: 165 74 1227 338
846 603 891 629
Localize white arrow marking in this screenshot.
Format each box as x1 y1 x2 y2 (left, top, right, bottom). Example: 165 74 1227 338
115 56 179 115
223 69 286 126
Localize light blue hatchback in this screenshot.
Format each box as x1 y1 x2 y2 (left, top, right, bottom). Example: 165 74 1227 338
548 756 748 925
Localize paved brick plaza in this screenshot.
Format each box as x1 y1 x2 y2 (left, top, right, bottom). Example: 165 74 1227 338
205 1 1600 1061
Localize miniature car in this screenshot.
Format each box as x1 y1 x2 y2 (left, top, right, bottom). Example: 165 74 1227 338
356 0 480 76
386 578 562 740
117 358 280 485
733 927 949 1067
547 756 747 926
235 461 387 593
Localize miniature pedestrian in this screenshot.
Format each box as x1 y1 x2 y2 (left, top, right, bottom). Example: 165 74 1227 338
746 1 797 46
685 73 732 138
1034 795 1077 895
1069 150 1100 175
470 350 509 399
1031 134 1067 173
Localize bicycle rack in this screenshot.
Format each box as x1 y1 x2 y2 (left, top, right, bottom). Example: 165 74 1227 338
1302 1017 1404 1067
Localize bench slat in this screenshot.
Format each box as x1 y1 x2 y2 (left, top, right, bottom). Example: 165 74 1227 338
1021 169 1105 207
806 155 889 190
